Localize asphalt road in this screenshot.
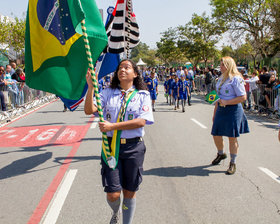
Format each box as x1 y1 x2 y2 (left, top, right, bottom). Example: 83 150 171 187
0 85 280 224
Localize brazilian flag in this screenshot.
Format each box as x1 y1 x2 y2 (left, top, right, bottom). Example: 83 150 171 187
25 0 108 99
205 90 219 104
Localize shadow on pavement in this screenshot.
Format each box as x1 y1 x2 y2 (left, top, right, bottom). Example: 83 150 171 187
53 155 101 165
0 152 52 180
12 122 66 127
144 165 225 177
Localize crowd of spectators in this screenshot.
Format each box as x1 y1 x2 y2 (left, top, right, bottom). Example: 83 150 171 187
0 62 26 112
190 65 279 117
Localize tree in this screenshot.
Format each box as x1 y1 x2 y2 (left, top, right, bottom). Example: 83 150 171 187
0 16 25 61
211 0 280 65
177 13 222 67
130 42 159 67
156 28 185 66
221 46 234 57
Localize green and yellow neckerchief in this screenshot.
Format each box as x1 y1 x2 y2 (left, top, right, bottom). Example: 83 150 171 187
101 89 138 169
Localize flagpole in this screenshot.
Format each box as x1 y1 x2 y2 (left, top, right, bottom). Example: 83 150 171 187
125 0 131 59
81 19 111 158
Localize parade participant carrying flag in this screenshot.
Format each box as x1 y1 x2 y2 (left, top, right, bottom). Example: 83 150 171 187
25 0 108 101
98 0 140 170
84 1 145 224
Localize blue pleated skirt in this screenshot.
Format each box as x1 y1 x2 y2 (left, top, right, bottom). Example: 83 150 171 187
211 103 249 137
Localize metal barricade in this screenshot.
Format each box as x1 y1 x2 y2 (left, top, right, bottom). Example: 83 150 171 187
193 76 280 119
251 84 280 118
0 83 55 122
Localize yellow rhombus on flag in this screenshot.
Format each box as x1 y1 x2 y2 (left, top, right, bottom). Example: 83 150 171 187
205 90 220 104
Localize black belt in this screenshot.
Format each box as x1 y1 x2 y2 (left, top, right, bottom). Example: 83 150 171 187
107 137 143 144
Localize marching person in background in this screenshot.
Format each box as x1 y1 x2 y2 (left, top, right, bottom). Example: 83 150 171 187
178 75 190 112
171 76 180 110
105 74 112 88
167 73 175 105
84 59 154 224
164 75 170 103
211 56 249 175
146 69 158 112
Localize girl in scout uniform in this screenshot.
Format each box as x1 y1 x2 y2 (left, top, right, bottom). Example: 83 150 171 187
172 76 180 110
146 70 158 111
164 75 170 103
167 73 175 105
84 59 154 224
178 75 190 112
211 56 249 175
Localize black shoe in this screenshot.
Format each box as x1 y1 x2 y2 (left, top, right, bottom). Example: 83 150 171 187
63 108 67 112
152 108 155 112
226 162 236 175
211 153 227 165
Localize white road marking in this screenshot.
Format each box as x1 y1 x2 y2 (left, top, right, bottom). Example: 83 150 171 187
42 169 78 224
90 117 100 129
191 118 207 129
259 167 280 184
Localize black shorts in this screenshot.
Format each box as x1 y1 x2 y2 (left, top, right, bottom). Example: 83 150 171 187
101 140 146 193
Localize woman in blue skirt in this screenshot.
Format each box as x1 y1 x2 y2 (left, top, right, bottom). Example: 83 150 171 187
211 56 249 175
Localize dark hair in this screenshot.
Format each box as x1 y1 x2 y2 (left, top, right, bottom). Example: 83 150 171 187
262 66 268 72
15 68 23 75
110 59 147 90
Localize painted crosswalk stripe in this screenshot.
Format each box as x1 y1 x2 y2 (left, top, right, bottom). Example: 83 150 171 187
191 118 207 129
42 169 78 224
259 167 280 184
90 117 100 129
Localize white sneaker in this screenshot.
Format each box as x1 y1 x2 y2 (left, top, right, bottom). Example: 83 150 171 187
110 211 120 224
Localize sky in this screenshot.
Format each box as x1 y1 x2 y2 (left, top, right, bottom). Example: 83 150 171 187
0 0 212 49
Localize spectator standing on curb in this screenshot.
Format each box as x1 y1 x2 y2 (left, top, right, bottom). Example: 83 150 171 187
10 62 16 75
187 67 195 92
205 66 213 95
243 74 251 110
0 66 7 111
5 65 19 109
245 70 259 110
12 68 25 106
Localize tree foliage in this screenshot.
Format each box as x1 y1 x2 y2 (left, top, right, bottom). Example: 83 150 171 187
177 13 223 67
0 16 25 60
155 28 185 66
210 0 280 63
130 42 159 67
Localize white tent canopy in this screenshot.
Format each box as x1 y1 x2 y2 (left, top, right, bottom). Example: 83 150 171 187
136 58 147 66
